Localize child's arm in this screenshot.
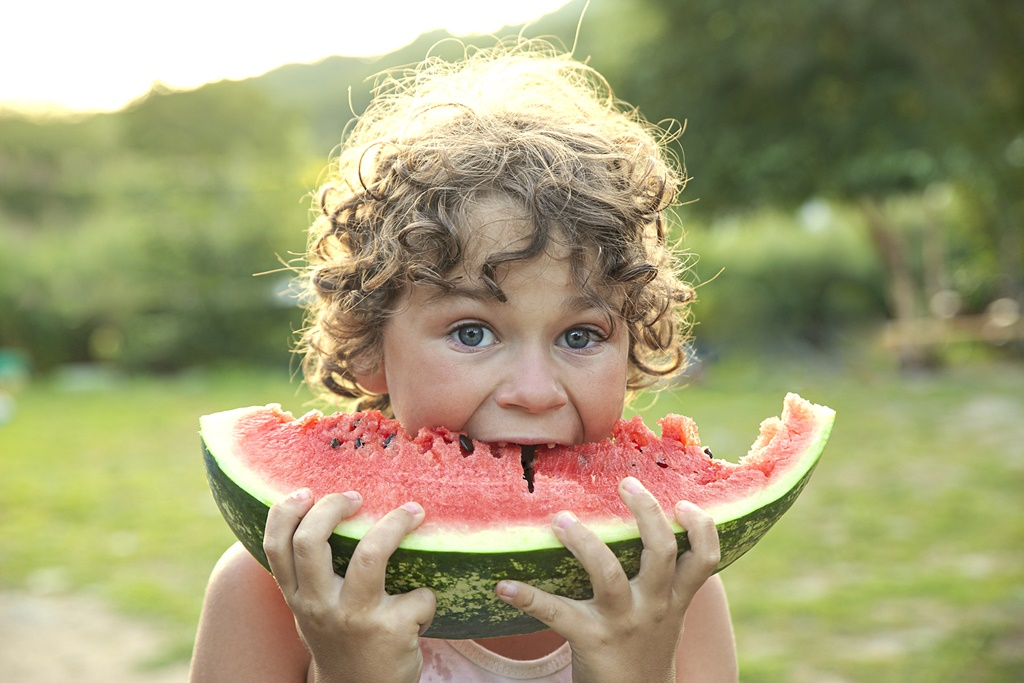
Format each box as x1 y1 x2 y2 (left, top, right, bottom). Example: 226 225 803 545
189 543 312 682
495 477 738 683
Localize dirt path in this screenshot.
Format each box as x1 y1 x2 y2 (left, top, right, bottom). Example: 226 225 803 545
0 592 190 682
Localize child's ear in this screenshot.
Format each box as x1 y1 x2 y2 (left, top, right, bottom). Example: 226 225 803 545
354 362 388 395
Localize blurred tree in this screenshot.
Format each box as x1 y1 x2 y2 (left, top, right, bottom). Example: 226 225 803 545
542 0 1023 359
0 80 311 372
120 79 302 158
580 0 1023 214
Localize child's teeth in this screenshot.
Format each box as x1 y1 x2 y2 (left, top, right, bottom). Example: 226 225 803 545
546 443 556 449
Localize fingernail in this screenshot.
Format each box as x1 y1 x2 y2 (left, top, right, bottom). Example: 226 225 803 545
342 490 361 502
676 500 698 513
622 477 645 495
496 581 518 599
289 488 311 502
401 501 423 515
553 511 577 530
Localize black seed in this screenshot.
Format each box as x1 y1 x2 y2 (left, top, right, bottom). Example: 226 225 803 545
520 445 536 493
383 434 395 448
656 459 669 468
459 434 474 454
704 447 713 459
330 437 341 449
354 437 363 448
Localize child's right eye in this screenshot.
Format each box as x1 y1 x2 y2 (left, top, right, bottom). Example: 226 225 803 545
451 323 496 347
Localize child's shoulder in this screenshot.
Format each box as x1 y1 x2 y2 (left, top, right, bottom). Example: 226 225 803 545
675 575 738 681
205 543 294 621
210 541 265 579
197 542 271 605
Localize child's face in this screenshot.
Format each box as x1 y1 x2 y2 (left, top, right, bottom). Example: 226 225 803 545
356 199 630 446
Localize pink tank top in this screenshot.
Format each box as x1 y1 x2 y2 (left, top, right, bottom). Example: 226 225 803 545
419 638 572 682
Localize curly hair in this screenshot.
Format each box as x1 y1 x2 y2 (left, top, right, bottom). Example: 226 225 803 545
297 40 695 412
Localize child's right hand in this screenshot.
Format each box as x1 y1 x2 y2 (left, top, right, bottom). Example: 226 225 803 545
495 477 726 683
262 489 437 683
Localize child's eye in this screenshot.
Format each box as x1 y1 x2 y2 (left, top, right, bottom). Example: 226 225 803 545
559 327 603 350
451 323 496 347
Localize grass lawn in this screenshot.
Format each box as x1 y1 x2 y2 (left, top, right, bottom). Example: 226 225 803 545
1 352 1022 680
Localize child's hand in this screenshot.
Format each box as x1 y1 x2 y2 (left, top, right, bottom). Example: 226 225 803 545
263 489 436 683
496 477 721 683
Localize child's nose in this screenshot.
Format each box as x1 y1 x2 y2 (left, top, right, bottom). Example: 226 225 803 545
495 347 568 414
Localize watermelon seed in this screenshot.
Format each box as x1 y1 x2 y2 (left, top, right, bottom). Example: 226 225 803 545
520 445 537 493
354 437 363 448
330 437 341 449
704 447 713 458
459 434 474 454
384 434 396 448
656 459 669 468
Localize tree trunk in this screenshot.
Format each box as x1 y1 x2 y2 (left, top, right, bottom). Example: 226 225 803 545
860 198 938 369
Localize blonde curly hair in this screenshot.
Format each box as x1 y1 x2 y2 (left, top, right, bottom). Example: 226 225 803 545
298 41 694 412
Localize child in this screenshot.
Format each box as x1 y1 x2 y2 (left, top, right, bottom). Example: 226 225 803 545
190 41 738 682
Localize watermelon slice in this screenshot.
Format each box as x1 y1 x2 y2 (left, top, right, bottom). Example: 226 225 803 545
201 392 834 639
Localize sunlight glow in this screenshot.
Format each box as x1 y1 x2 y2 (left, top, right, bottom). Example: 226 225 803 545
1 0 574 114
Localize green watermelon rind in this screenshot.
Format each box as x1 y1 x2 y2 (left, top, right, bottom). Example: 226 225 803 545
200 395 834 639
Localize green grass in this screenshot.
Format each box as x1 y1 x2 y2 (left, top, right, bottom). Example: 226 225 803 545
638 352 1024 682
2 353 1022 680
0 365 320 660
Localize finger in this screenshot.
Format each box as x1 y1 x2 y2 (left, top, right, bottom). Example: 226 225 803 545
672 501 721 597
291 491 364 596
620 477 679 593
495 580 576 633
340 501 426 605
263 488 316 595
394 586 438 636
551 510 631 610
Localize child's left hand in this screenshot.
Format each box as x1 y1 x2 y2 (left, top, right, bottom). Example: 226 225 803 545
495 476 721 683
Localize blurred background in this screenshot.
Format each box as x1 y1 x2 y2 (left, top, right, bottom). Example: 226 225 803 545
1 0 1021 681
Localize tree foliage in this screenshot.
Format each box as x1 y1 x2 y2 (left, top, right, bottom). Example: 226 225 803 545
551 0 1023 211
542 0 1023 344
0 81 311 371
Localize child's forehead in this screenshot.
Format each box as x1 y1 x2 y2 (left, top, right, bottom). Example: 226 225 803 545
424 192 616 308
459 193 536 258
426 253 579 306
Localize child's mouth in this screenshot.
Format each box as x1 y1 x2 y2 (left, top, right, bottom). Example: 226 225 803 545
520 445 537 493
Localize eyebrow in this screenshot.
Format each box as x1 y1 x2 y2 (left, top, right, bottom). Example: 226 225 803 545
428 284 602 315
430 285 493 304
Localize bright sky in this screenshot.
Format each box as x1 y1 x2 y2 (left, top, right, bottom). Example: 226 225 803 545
1 0 573 114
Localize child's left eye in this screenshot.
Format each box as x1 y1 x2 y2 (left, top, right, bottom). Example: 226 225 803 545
450 323 496 348
559 327 601 350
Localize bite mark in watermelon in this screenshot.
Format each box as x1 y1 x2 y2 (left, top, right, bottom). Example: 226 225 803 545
200 393 835 639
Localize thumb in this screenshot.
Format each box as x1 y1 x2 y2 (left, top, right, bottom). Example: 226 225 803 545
495 581 570 631
398 586 437 636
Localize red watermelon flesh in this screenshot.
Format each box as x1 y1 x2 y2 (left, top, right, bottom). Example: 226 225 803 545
203 392 832 550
